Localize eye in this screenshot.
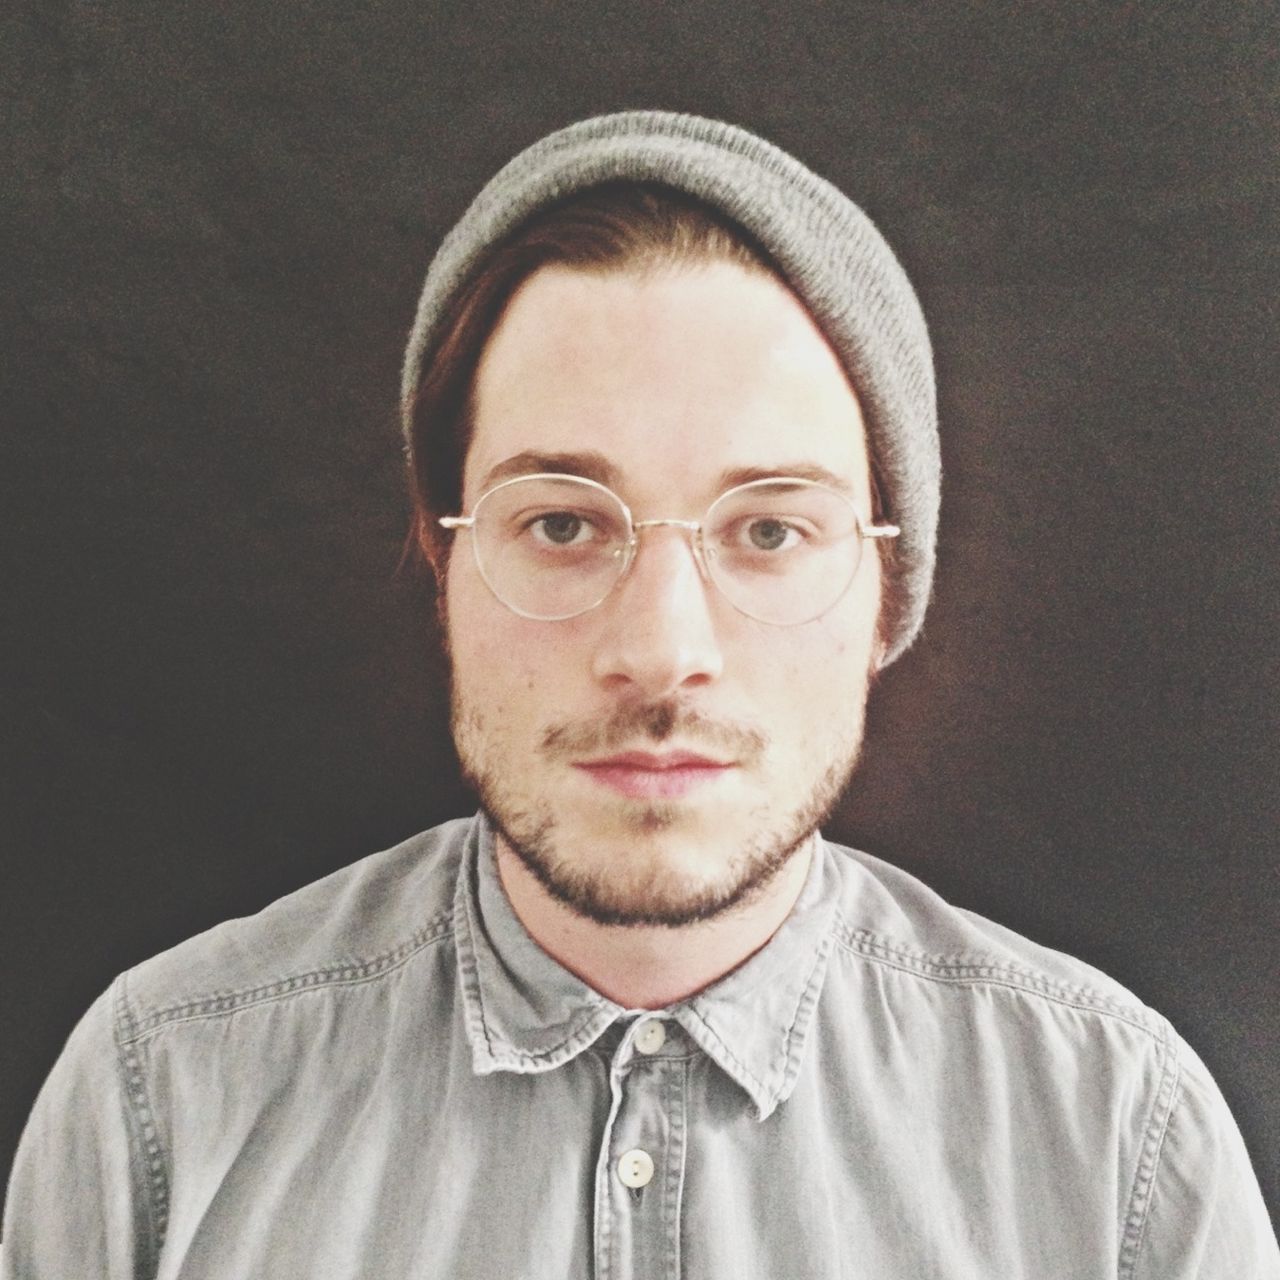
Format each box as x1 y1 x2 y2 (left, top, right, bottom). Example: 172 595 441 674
744 517 802 553
529 511 594 547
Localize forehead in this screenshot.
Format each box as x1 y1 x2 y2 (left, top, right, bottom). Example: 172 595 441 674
464 261 870 507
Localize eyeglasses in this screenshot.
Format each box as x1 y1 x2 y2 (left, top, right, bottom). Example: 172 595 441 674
439 473 899 626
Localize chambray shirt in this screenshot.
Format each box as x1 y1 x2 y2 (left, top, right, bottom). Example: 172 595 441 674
4 815 1276 1278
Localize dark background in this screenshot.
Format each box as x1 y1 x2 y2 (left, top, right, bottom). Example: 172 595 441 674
3 0 1277 1227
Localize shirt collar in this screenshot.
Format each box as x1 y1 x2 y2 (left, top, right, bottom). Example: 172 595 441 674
453 812 840 1120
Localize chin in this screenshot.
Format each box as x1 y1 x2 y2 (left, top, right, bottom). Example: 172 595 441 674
493 799 812 930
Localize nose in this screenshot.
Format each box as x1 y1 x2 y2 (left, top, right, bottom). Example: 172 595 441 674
590 525 725 698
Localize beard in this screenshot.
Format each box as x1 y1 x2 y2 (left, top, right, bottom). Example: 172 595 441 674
452 688 864 930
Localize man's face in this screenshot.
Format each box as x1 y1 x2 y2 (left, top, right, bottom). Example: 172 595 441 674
444 260 882 928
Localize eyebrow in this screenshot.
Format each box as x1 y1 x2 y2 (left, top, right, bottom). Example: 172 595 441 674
716 462 856 496
479 450 621 492
477 451 857 500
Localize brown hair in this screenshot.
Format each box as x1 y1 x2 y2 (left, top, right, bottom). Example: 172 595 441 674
404 181 897 636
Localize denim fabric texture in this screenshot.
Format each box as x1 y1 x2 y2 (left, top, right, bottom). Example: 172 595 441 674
4 814 1277 1278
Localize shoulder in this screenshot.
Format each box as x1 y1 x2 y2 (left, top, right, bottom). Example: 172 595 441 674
816 841 1280 1269
821 837 1164 1035
115 816 477 1039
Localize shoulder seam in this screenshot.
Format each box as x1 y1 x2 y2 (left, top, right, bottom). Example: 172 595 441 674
112 971 170 1267
1117 1021 1181 1280
123 910 455 1043
834 918 1162 1037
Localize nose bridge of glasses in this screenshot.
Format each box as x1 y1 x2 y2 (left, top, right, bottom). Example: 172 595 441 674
631 517 703 533
627 517 711 582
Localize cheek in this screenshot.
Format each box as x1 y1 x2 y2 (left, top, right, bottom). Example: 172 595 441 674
772 641 867 713
760 604 877 735
446 575 579 718
446 576 511 700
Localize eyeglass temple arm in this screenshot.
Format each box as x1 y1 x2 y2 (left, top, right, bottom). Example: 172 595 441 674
438 516 473 530
864 522 900 539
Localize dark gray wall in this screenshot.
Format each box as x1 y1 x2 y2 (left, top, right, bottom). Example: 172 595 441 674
4 0 1277 1225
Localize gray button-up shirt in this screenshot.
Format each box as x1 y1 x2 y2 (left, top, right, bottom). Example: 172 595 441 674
4 815 1277 1277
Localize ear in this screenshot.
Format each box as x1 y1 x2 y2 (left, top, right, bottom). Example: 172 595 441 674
407 506 453 596
414 510 447 587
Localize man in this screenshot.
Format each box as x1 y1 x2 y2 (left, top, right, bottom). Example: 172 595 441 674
4 112 1276 1277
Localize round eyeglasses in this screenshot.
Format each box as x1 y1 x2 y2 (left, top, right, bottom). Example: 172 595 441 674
439 473 899 626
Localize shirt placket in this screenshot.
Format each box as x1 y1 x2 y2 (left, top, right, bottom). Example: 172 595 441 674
593 1015 688 1280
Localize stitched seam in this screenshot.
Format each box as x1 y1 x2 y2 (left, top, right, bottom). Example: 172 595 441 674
834 916 1162 1039
113 972 169 1268
596 1073 617 1280
663 1059 686 1280
770 932 833 1104
681 1005 770 1101
1117 1022 1180 1280
124 911 454 1042
452 846 497 1062
478 1007 617 1066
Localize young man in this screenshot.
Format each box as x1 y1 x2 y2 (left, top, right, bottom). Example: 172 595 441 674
5 112 1276 1277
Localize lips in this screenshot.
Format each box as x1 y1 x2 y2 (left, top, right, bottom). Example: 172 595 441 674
573 750 735 800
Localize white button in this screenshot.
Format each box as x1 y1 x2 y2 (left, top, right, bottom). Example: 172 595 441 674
634 1019 667 1054
617 1148 655 1189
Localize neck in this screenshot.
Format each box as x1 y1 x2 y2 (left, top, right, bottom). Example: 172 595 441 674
493 834 814 1009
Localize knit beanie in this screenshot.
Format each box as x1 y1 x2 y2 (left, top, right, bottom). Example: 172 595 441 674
401 111 939 664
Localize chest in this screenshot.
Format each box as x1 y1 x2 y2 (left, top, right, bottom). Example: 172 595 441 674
149 1012 1126 1280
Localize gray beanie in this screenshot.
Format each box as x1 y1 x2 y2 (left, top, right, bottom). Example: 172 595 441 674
402 110 938 664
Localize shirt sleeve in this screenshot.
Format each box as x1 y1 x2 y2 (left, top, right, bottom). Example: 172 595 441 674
2 981 160 1280
1132 1035 1279 1279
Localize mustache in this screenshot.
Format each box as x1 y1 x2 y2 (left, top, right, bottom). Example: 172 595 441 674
540 700 768 763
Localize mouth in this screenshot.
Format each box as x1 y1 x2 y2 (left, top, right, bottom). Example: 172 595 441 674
573 750 736 800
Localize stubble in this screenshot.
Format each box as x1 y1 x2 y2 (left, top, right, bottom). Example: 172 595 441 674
452 689 863 929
